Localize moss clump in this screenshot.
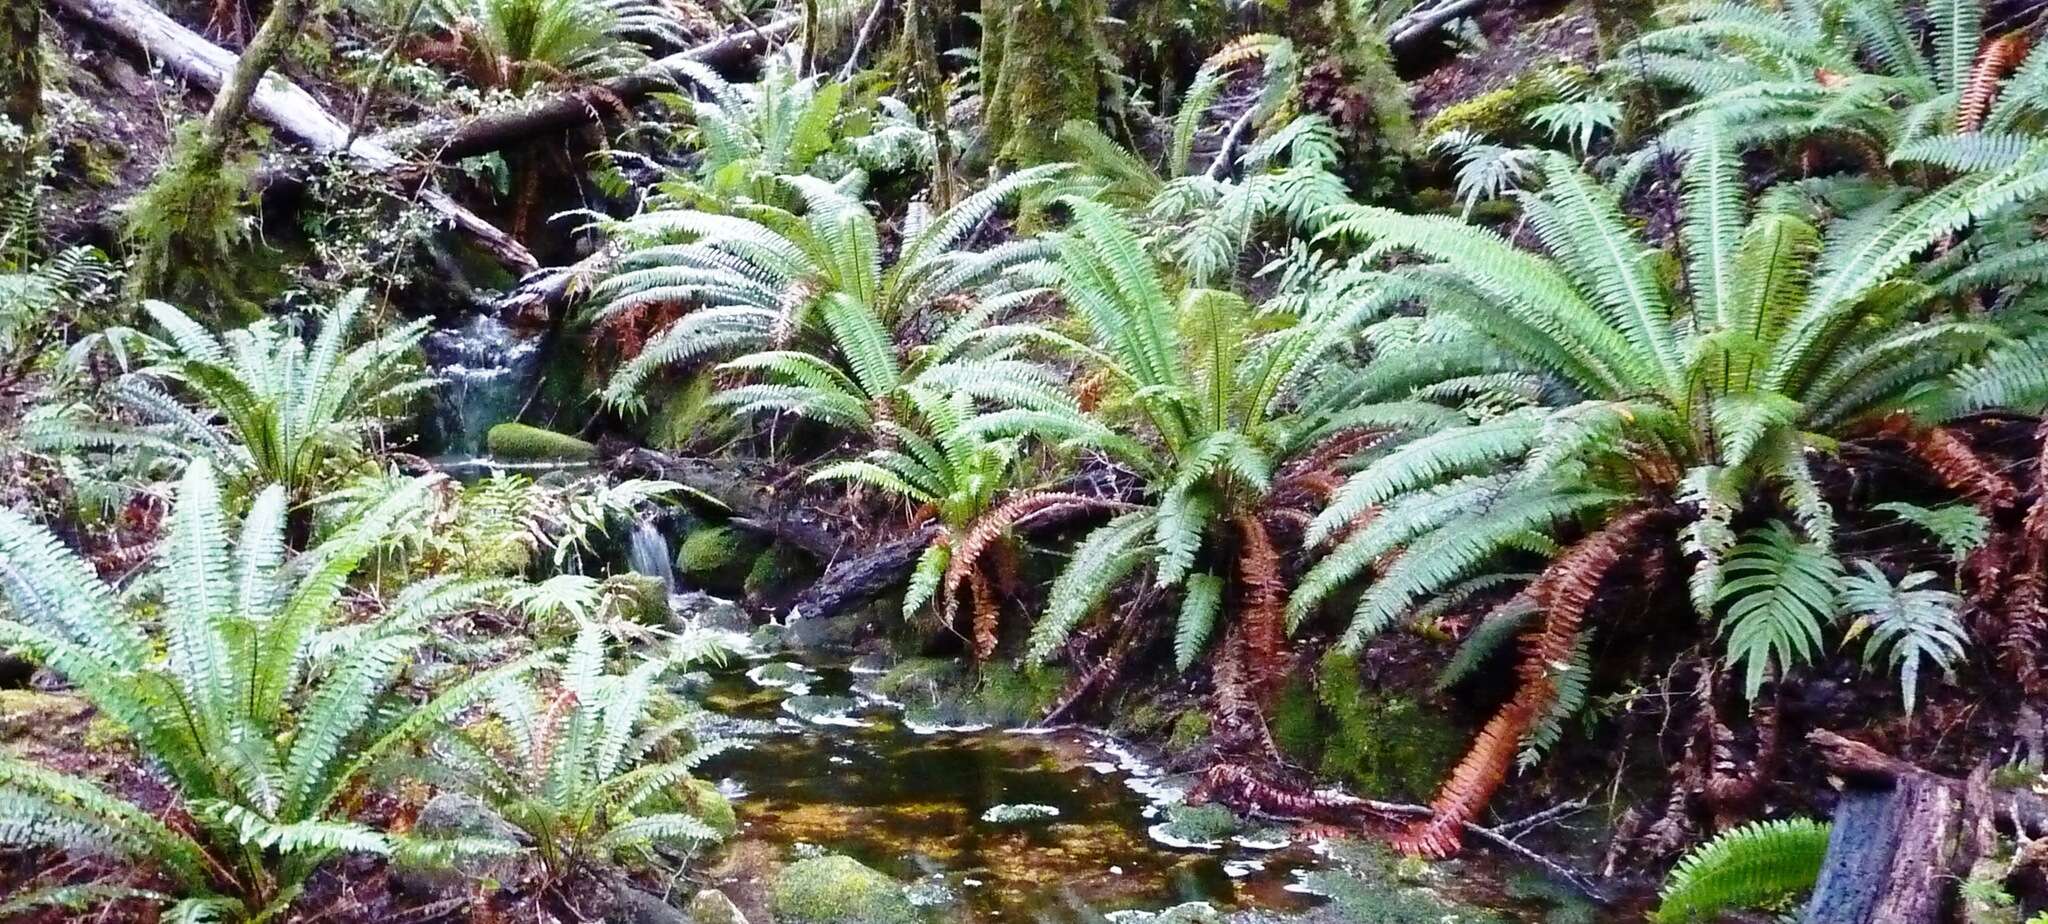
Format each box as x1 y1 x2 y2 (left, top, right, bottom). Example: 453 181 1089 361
1281 652 1465 802
1166 710 1211 751
771 855 920 924
484 423 597 461
1420 66 1588 143
1155 803 1240 845
744 543 818 600
677 778 738 837
676 525 764 591
124 124 261 319
974 661 1065 724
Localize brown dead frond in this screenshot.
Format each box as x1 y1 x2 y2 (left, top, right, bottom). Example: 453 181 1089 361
1877 415 2019 512
1961 32 2032 133
1395 507 1665 858
1236 514 1287 697
939 492 1134 624
969 567 999 661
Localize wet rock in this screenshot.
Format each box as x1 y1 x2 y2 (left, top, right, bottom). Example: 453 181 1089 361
783 608 866 652
394 793 527 894
782 695 866 727
688 888 751 924
747 661 822 692
771 855 920 924
980 803 1060 824
749 623 787 654
608 881 692 924
672 591 752 633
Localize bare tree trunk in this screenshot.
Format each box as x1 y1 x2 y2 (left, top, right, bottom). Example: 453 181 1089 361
189 0 311 169
903 0 956 206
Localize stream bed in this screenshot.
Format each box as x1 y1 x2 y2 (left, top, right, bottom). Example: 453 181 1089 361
685 652 1578 922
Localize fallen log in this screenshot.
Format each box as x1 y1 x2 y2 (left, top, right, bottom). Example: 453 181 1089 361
54 0 538 272
1801 730 2048 923
364 16 804 162
784 526 940 624
1385 0 1486 53
611 447 849 561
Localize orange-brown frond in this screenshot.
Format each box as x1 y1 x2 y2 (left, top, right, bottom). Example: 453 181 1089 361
1961 32 2031 133
969 567 999 661
1877 415 2019 512
1396 507 1665 857
940 492 1134 622
1205 32 1284 72
1236 514 1286 697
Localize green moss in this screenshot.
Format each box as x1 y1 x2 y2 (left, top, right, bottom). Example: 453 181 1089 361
1420 66 1588 143
1293 652 1465 802
1165 711 1212 751
676 525 764 591
771 855 920 924
744 543 818 600
974 661 1066 724
484 423 597 461
1269 673 1322 762
648 368 735 450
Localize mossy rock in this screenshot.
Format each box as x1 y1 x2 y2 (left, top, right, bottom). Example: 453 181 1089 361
973 662 1065 725
1288 652 1465 802
744 543 819 601
484 423 597 461
677 778 738 838
1165 710 1212 751
771 855 920 924
676 525 765 591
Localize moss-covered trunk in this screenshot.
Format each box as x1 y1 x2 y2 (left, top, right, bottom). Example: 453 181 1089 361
980 0 1103 166
128 0 313 311
1 0 39 250
1282 0 1412 196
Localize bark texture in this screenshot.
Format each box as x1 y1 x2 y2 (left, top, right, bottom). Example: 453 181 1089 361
1 0 38 222
981 0 1103 165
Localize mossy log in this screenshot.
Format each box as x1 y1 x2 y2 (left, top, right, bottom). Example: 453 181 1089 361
485 423 597 460
360 15 806 162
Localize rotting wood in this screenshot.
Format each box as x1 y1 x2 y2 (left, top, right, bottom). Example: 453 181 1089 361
1800 729 2048 924
53 0 539 271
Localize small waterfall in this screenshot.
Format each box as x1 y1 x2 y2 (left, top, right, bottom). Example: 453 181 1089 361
423 313 542 457
625 516 678 594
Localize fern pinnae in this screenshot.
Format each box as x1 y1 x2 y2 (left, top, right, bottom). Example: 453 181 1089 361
1653 818 1829 923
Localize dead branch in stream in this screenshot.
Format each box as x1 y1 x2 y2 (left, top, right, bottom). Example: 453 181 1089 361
1195 763 1611 904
